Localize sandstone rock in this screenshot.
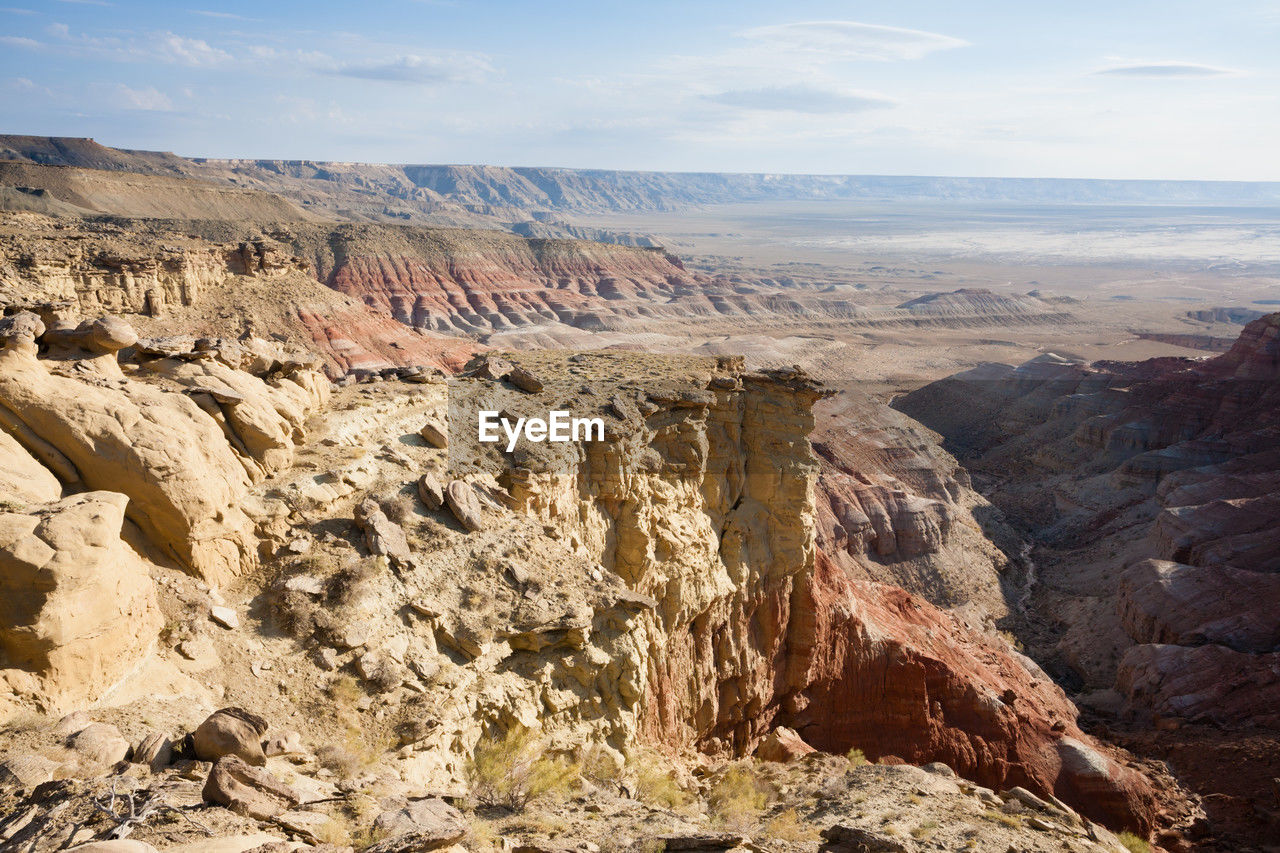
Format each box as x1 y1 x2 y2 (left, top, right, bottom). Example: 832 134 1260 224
507 366 544 393
658 833 745 851
263 730 305 757
0 754 56 792
356 497 412 568
471 355 513 381
444 480 484 532
370 797 468 850
1118 559 1280 653
193 707 270 766
0 492 162 714
1117 643 1280 728
132 731 173 772
210 605 240 630
819 824 908 852
0 310 45 344
418 472 445 510
202 754 300 820
755 726 816 763
419 421 448 448
66 842 160 853
66 722 129 770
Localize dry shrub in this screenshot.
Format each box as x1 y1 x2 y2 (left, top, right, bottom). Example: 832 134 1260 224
846 747 869 767
466 725 580 811
764 808 819 843
629 747 691 810
708 763 770 830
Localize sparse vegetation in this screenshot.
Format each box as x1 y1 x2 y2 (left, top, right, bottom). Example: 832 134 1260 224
1117 831 1152 853
764 808 819 843
980 808 1023 829
466 725 581 811
708 763 769 830
911 819 939 839
846 747 869 767
629 747 691 810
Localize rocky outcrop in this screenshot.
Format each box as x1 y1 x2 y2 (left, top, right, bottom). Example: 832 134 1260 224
479 356 1152 831
0 492 162 715
0 215 475 377
0 313 329 717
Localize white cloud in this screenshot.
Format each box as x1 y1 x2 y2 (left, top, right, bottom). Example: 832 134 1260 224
0 35 39 48
705 84 896 114
190 10 257 21
152 33 232 66
331 53 492 85
1094 61 1244 78
112 83 173 111
739 21 968 61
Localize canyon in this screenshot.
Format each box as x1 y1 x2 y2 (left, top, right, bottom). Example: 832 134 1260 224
1 136 1277 853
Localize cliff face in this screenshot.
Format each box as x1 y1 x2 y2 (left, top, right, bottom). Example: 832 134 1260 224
0 214 475 377
461 354 1153 831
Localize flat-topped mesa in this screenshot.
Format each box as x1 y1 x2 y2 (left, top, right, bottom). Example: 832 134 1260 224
474 353 1154 832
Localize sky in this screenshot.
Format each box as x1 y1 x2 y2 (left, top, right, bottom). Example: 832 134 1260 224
1 0 1278 180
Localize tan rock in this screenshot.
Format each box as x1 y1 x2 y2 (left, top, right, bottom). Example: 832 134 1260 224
132 731 173 772
419 421 448 449
418 471 445 510
193 707 270 766
370 797 468 850
444 480 484 532
66 722 129 770
202 754 300 819
66 842 160 853
0 492 162 716
355 497 412 568
755 726 816 763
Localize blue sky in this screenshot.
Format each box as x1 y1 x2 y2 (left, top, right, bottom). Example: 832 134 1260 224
2 0 1278 179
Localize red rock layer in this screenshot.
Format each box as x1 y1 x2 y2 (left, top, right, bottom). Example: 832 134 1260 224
786 551 1156 832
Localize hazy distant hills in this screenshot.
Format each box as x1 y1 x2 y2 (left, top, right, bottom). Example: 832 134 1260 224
4 135 1280 218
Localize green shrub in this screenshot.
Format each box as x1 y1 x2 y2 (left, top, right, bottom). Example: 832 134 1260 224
1117 831 1151 853
466 725 580 810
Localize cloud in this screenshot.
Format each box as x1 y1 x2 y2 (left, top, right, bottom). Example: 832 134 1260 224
54 0 112 6
739 21 968 61
112 83 173 111
190 10 258 21
330 53 491 84
705 84 896 114
0 35 39 48
1094 62 1243 78
1 7 36 14
152 33 232 65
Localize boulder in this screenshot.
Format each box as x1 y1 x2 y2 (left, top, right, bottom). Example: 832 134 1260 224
507 366 544 393
263 730 305 757
0 492 163 715
355 498 412 568
471 355 513 381
755 726 816 763
370 797 468 851
819 825 909 853
66 842 160 853
419 422 448 449
0 754 56 792
193 707 270 766
417 472 445 511
444 480 484 532
132 731 173 772
202 754 300 820
66 722 129 770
